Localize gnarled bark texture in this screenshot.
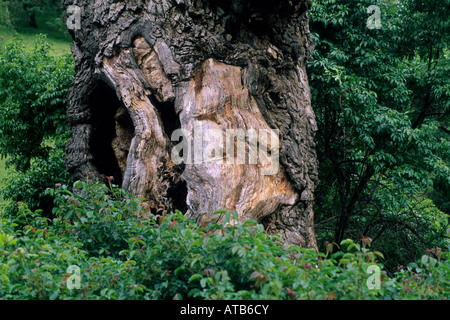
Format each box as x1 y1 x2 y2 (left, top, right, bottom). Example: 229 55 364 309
62 0 318 248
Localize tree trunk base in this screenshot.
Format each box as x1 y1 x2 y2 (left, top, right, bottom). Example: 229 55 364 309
63 0 318 249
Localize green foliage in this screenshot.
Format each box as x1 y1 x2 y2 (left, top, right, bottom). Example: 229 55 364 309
309 0 450 270
0 1 13 31
0 35 73 214
0 0 448 301
1 146 70 215
0 35 73 170
6 0 63 30
47 180 146 258
0 182 448 300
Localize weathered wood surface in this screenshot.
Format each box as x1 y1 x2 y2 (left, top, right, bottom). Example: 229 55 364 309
62 0 318 248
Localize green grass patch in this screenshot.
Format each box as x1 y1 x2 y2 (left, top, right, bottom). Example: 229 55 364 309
11 30 71 56
0 10 72 56
0 26 71 56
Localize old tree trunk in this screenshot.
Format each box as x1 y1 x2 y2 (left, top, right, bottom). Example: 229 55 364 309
62 0 319 248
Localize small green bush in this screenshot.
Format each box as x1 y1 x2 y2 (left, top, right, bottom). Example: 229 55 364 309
0 35 73 215
47 180 145 258
0 181 448 300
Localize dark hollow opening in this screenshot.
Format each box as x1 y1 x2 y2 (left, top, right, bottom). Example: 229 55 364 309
148 95 181 139
148 95 188 213
89 81 133 186
167 178 189 214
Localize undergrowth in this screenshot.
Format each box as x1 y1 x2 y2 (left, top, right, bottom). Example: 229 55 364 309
0 181 448 300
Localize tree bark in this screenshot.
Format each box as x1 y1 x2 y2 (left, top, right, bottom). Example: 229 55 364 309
62 0 318 248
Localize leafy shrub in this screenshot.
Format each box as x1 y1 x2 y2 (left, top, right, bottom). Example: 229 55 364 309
0 35 73 214
47 179 146 258
1 146 70 216
0 181 448 300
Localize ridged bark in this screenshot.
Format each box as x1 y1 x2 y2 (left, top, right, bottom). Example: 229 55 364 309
62 0 318 248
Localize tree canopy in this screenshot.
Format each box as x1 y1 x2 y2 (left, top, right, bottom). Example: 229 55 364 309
309 0 449 270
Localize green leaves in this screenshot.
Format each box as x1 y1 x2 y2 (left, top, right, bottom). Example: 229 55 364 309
341 239 361 252
0 35 73 214
310 0 450 270
0 233 17 246
0 181 449 300
0 35 73 171
48 180 146 258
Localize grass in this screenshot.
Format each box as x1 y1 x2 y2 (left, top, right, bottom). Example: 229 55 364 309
0 10 72 56
11 29 71 56
0 26 72 56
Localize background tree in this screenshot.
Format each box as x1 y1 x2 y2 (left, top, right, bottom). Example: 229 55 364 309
0 1 13 31
4 0 63 31
309 0 449 270
6 0 61 29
